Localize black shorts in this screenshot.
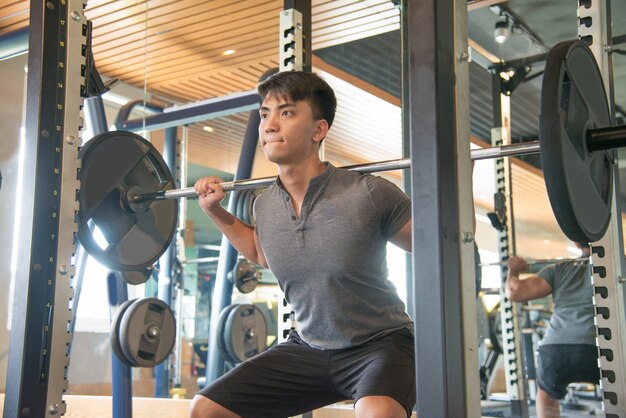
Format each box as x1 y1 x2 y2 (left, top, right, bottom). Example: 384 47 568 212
536 344 600 399
198 328 416 418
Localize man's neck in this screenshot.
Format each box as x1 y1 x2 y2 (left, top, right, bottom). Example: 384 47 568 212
277 158 326 198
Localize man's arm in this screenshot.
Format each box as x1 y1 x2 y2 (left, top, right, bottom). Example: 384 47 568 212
389 218 412 253
506 256 552 302
195 177 268 267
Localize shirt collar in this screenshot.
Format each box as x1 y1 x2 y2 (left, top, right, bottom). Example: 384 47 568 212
275 162 335 191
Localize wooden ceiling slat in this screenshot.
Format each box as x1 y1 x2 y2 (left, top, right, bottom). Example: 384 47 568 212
85 0 147 21
124 48 278 86
314 0 395 23
90 0 270 45
314 23 399 49
312 0 362 15
0 19 25 34
0 0 28 34
87 0 238 44
95 24 277 77
315 13 398 37
92 13 277 67
85 2 156 29
91 1 276 55
0 1 28 18
314 5 397 31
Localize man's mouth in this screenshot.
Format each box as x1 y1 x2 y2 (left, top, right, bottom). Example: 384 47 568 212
263 138 283 146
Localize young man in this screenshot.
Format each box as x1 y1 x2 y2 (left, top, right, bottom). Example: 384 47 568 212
190 71 414 418
506 243 600 418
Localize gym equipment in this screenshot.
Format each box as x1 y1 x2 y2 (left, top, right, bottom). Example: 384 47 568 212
216 304 268 364
479 256 588 268
78 40 626 272
229 259 262 294
77 131 178 273
110 298 176 367
540 40 616 243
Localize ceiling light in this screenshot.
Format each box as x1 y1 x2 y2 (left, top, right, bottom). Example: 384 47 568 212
203 126 214 133
494 20 510 44
222 49 236 56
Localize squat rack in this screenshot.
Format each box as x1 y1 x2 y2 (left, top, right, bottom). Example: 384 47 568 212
3 1 626 418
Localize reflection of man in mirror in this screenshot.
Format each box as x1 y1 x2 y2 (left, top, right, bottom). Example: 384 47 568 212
506 243 599 418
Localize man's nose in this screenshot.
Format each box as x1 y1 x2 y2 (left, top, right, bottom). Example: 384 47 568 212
263 113 278 132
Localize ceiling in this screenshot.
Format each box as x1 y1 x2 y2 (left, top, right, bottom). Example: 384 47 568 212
1 0 624 257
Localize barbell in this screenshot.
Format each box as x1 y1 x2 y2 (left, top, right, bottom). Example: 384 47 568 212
478 256 588 269
77 40 625 278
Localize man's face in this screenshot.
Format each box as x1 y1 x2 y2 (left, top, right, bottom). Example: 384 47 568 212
258 94 325 165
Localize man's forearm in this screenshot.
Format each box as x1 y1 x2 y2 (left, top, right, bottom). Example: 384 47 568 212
505 272 521 300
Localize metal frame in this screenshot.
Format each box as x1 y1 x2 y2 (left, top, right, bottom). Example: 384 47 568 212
582 1 626 416
171 125 189 396
276 1 310 348
491 73 529 417
154 126 179 398
3 1 85 416
115 90 260 132
405 1 480 416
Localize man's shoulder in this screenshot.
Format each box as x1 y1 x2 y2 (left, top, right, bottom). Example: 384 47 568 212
252 184 279 209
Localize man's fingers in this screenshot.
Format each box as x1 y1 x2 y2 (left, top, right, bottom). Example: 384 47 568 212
194 176 224 195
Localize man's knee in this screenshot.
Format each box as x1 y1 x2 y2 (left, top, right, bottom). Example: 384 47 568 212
189 395 242 418
355 396 408 418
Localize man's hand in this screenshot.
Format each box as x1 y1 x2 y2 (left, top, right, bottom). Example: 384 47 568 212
194 176 226 214
507 256 528 277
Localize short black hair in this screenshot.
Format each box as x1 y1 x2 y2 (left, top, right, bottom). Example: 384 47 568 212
257 71 337 128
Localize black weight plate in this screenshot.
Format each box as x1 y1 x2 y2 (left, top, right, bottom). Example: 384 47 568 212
110 299 138 366
77 131 178 271
540 40 614 243
216 304 240 364
118 297 176 368
232 259 260 294
224 304 268 364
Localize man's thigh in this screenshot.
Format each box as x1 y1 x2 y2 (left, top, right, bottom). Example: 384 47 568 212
198 333 345 418
331 328 416 417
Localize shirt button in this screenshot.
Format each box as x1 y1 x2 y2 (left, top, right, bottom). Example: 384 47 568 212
286 196 290 201
291 216 296 220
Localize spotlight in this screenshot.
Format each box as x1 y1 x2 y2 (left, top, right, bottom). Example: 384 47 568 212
494 20 510 44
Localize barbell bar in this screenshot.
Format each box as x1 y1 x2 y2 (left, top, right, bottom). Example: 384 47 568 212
132 120 625 203
130 140 545 204
129 124 626 204
478 256 588 268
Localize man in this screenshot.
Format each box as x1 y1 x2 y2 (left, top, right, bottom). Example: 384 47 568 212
506 243 599 418
190 71 414 418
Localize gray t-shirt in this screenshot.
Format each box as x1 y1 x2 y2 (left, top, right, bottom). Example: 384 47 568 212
253 163 413 349
537 259 596 345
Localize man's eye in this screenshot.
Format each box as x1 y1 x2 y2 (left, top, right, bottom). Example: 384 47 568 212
282 111 291 116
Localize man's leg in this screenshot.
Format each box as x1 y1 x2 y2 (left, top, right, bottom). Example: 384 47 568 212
333 329 415 418
189 395 242 418
354 396 407 418
536 387 560 418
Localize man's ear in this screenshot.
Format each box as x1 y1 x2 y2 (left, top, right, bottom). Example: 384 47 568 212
313 120 329 143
